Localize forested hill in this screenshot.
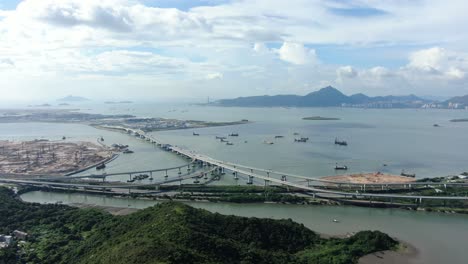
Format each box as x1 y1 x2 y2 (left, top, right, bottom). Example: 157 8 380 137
215 86 425 107
0 188 398 264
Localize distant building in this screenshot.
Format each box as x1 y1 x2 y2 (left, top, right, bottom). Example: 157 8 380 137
13 230 28 240
0 235 13 248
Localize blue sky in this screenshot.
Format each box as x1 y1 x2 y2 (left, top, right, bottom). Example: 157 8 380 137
0 0 467 101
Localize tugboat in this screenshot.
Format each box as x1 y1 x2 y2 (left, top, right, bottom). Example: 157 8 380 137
193 132 200 136
335 138 348 146
401 170 416 178
96 163 106 170
334 163 348 170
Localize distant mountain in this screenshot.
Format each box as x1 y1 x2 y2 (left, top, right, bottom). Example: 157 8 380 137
57 95 90 102
446 94 468 105
215 86 427 107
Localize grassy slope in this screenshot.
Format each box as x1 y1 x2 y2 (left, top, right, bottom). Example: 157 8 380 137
0 188 398 264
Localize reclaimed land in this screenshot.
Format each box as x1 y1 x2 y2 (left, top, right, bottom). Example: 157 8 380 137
0 109 249 132
0 187 399 264
321 173 415 184
0 140 111 177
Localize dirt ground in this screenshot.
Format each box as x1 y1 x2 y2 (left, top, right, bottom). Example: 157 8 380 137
0 140 111 176
322 172 416 184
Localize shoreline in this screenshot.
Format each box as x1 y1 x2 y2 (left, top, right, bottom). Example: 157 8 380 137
359 240 419 264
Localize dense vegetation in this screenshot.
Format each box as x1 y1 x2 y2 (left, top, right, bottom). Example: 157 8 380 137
0 187 398 264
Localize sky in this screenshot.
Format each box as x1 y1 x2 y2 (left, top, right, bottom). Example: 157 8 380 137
0 0 468 102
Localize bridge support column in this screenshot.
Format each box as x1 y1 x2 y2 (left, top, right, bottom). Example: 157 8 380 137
363 184 366 192
444 184 447 189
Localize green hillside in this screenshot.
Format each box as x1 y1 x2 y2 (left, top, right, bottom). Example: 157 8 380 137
0 188 398 264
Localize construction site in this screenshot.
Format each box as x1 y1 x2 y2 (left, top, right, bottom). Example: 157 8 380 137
0 140 111 177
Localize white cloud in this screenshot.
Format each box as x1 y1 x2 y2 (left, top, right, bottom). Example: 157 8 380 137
277 42 317 65
1 0 468 101
205 72 223 80
336 65 357 80
253 42 269 53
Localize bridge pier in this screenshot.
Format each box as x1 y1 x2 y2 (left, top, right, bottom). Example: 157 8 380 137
247 176 253 185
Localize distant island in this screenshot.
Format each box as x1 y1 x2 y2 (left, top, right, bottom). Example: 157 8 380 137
450 118 468 122
303 116 340 120
104 101 133 104
57 95 90 102
213 86 468 109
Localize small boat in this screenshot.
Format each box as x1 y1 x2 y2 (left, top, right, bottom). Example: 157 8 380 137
335 163 348 170
123 149 134 154
335 138 348 146
96 163 106 170
263 141 274 145
294 138 307 142
149 177 154 181
433 124 440 127
100 136 104 141
293 132 300 135
216 136 227 139
193 132 200 136
56 201 63 204
274 135 284 138
127 179 135 183
226 142 234 145
62 136 66 140
333 219 339 223
229 133 239 136
401 170 416 178
193 179 200 184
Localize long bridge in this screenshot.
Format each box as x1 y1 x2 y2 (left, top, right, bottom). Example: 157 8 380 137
3 126 467 202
